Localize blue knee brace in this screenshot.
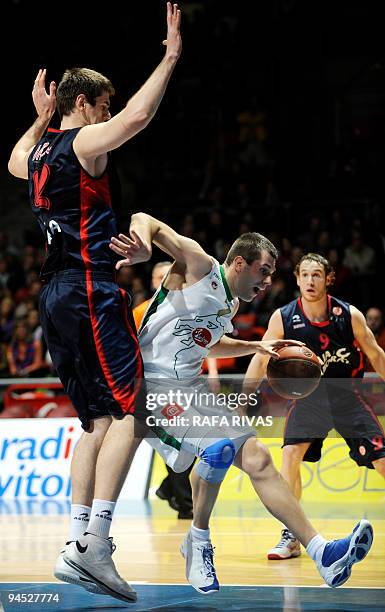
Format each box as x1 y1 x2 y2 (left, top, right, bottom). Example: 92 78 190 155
196 438 236 483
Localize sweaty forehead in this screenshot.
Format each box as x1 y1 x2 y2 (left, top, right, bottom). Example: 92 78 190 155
257 251 276 272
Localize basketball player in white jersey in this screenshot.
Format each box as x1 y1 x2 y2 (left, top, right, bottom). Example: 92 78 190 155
107 213 373 594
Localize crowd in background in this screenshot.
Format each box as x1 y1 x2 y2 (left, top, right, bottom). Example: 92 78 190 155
1 198 385 379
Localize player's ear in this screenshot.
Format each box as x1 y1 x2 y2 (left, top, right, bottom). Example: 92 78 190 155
325 272 334 288
75 94 87 110
233 256 245 272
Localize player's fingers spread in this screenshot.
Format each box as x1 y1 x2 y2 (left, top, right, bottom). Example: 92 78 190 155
109 244 125 256
110 237 127 249
118 233 132 244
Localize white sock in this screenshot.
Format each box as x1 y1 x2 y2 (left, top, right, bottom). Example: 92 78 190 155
69 504 91 541
306 534 327 561
87 499 116 539
191 523 210 541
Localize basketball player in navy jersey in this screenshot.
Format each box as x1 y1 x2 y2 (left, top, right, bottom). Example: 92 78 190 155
8 3 181 603
245 253 385 560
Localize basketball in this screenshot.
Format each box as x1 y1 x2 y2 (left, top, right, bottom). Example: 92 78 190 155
267 345 321 400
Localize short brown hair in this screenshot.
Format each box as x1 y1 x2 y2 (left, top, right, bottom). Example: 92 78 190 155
225 232 278 265
295 252 335 286
56 68 115 118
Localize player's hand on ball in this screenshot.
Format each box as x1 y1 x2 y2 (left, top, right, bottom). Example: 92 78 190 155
110 230 152 268
254 339 305 359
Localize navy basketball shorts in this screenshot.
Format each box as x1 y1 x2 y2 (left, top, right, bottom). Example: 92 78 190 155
283 381 385 469
39 270 147 430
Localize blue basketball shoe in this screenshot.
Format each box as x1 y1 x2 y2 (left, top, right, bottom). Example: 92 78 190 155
316 520 373 587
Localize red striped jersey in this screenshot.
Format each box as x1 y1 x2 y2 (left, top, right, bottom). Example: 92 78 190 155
28 127 120 280
280 295 365 378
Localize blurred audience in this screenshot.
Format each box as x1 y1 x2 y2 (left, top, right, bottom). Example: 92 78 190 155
365 307 385 372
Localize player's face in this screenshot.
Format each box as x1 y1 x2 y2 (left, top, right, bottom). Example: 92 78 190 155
297 260 327 302
85 92 111 124
236 251 276 302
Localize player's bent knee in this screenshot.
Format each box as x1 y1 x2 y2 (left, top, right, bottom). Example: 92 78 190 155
283 443 306 464
200 438 235 469
242 440 273 478
197 438 236 483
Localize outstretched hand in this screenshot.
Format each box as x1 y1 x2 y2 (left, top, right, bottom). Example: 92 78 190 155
254 339 305 359
162 2 182 61
110 231 152 269
32 68 56 120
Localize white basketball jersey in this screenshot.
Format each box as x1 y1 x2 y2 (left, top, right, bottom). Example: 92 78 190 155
138 259 238 380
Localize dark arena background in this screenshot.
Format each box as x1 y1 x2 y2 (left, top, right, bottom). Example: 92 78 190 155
0 1 384 611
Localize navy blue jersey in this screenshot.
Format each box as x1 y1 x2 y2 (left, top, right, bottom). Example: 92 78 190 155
28 127 120 280
280 295 364 378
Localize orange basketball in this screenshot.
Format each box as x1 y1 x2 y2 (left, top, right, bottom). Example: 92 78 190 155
267 345 321 400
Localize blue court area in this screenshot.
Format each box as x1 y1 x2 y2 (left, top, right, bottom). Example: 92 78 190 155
0 583 384 612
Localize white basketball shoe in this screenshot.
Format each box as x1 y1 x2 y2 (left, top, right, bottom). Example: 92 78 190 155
63 533 137 603
267 529 301 560
180 530 219 594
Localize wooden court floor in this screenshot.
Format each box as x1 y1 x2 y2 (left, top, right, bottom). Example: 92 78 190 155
1 503 384 589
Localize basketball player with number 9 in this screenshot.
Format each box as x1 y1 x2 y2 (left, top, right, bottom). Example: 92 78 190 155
245 253 385 560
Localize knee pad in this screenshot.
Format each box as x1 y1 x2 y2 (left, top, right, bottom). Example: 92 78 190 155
196 438 235 483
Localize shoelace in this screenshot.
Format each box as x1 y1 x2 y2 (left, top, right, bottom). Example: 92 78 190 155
200 544 216 579
275 529 293 548
108 538 117 555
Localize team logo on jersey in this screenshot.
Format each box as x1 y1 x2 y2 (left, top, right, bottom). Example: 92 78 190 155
32 142 52 161
161 403 184 419
332 306 343 316
292 314 305 329
318 347 351 374
212 281 218 289
192 328 212 347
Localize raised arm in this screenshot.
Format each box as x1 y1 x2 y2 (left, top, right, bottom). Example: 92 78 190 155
8 69 56 179
73 3 182 160
110 212 212 282
351 305 385 380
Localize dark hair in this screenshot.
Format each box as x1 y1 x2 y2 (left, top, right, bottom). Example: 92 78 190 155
295 252 335 286
56 68 115 118
225 232 278 265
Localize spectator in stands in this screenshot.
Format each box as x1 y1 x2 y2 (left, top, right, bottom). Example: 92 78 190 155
6 320 44 377
0 296 15 341
327 248 351 298
0 257 10 291
343 229 376 310
365 307 385 372
343 229 376 276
